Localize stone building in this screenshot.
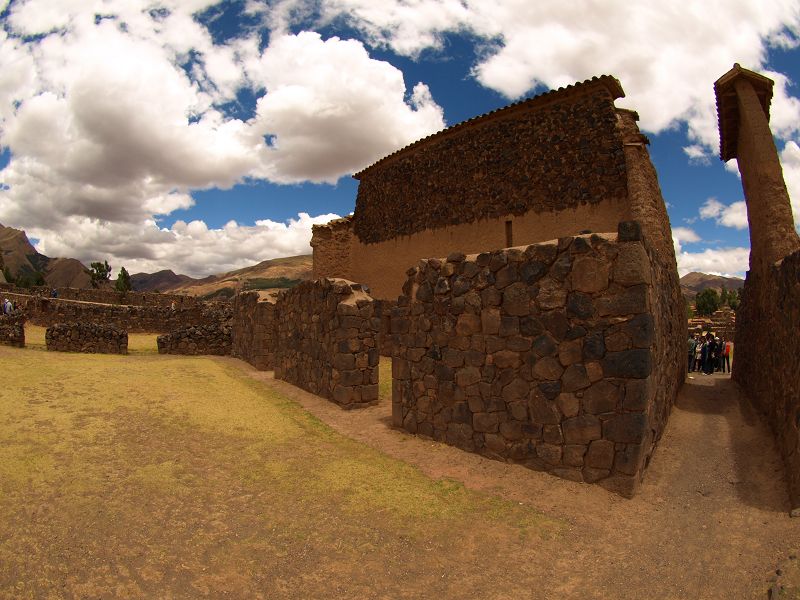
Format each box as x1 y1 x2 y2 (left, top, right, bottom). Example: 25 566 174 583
717 64 800 513
313 74 685 495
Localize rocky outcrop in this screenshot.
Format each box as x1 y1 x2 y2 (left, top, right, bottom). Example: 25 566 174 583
46 323 127 354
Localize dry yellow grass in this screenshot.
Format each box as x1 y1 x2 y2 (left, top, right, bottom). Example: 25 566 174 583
0 342 558 599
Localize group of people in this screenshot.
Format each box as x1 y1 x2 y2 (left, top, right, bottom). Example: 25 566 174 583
688 332 732 375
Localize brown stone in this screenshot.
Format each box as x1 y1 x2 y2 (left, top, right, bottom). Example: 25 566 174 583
585 361 604 382
582 380 621 414
571 256 610 292
537 280 567 310
585 439 615 469
473 412 500 433
536 443 562 465
455 366 482 387
502 378 529 402
562 415 601 444
561 364 590 392
563 444 587 467
558 338 583 366
556 393 580 418
494 350 521 369
481 308 501 335
456 313 482 336
613 244 652 286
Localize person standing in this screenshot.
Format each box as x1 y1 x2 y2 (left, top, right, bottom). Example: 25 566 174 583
688 334 697 372
703 333 717 375
723 339 732 373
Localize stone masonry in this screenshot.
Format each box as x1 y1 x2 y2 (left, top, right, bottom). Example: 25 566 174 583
231 291 276 370
274 278 380 409
0 313 25 348
717 64 800 513
157 323 232 356
390 226 665 497
46 322 128 354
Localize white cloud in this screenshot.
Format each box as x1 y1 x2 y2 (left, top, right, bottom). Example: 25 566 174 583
33 212 338 277
779 140 800 230
698 198 749 229
676 246 750 277
0 4 445 274
671 226 701 254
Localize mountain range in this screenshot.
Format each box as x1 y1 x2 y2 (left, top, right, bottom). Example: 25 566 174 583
1 223 744 300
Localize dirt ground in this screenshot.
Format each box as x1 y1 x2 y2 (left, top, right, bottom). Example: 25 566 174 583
0 336 797 599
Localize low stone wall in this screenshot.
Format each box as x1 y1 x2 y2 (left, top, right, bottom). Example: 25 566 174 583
733 250 800 512
46 323 128 354
2 292 231 333
390 228 665 497
157 323 232 356
274 279 380 408
0 283 196 308
0 313 25 347
231 292 276 370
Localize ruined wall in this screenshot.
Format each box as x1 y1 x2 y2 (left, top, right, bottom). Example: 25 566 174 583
157 323 232 356
733 250 800 511
390 228 665 497
0 284 196 308
0 314 25 347
46 323 128 354
1 292 231 333
352 76 626 244
274 279 380 408
231 292 277 370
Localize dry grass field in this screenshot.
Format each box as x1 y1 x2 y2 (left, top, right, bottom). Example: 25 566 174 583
0 335 560 599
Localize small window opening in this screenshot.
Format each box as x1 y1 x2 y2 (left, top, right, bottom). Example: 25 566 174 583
505 220 513 247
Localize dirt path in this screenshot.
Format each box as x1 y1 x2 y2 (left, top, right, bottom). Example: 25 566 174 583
247 362 798 598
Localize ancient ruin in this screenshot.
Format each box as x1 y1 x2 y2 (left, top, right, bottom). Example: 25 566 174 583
46 322 128 354
716 64 800 513
0 313 25 347
312 74 685 494
157 323 232 356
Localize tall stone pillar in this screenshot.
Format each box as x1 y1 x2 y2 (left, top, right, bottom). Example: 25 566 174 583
714 64 800 272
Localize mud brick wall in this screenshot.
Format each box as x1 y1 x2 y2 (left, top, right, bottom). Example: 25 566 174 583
0 284 196 309
231 292 276 370
353 77 626 244
2 293 231 333
274 279 379 408
157 323 232 356
733 250 800 512
390 228 666 497
46 322 128 354
0 314 25 347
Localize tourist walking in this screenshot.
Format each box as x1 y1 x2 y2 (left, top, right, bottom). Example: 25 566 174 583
723 339 732 373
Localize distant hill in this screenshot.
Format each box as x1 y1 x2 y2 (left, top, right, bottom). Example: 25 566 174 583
132 255 314 298
680 272 744 299
0 223 91 288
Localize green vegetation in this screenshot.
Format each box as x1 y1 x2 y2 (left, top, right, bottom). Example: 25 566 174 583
0 340 559 597
695 288 720 316
115 266 132 293
89 260 112 288
242 277 301 291
200 286 236 300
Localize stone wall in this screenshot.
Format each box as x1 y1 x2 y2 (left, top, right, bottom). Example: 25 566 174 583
352 76 626 244
733 250 800 512
1 292 231 333
46 323 128 354
0 313 25 347
231 292 276 370
0 283 196 308
274 279 380 408
390 227 666 497
376 299 397 357
157 323 232 356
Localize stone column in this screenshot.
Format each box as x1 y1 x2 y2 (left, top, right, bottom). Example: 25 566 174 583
716 64 800 272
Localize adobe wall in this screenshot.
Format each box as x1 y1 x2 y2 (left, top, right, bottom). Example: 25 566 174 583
0 314 25 347
273 279 380 409
313 202 630 300
231 292 276 370
157 323 232 356
352 76 627 244
46 323 128 354
1 292 231 333
0 283 196 309
733 251 800 511
390 227 668 497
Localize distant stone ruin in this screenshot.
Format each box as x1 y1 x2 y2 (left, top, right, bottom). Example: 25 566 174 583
46 322 128 354
157 323 232 356
0 313 25 347
716 64 800 514
312 74 685 494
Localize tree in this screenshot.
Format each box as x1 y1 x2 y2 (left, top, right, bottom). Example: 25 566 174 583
89 260 112 288
728 287 741 310
115 266 132 293
695 288 720 316
719 285 728 307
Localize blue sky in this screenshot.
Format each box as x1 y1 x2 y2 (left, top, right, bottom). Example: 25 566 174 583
0 0 798 277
